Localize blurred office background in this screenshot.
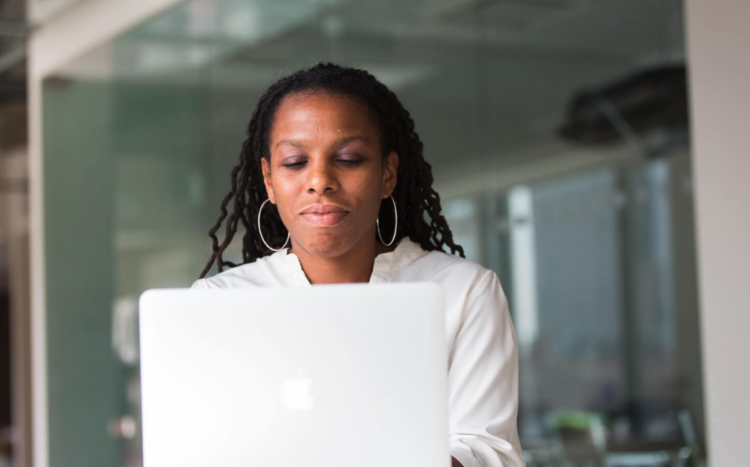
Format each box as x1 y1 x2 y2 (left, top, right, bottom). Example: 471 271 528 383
3 0 750 466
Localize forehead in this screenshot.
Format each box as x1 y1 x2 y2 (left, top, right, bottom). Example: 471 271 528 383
270 92 379 139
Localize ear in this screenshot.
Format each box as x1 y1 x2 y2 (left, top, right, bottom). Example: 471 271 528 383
382 151 399 198
260 157 276 204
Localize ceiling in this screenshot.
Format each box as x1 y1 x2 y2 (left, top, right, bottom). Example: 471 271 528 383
0 0 689 161
42 0 688 185
50 0 686 179
59 0 686 83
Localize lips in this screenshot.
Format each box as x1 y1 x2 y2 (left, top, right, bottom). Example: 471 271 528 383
300 204 349 227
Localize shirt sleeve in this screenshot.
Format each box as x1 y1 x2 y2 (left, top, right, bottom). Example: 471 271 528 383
448 270 526 467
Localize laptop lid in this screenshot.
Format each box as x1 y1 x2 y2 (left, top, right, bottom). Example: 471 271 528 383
138 283 448 467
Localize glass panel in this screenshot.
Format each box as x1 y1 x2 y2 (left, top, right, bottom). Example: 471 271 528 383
43 78 120 466
41 0 702 466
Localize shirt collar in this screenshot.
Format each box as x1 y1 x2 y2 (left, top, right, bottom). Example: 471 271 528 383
277 237 427 285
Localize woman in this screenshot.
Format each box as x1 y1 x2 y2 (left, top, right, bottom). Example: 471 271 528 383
191 63 525 467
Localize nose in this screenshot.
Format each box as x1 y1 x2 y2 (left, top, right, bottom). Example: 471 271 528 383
307 158 339 195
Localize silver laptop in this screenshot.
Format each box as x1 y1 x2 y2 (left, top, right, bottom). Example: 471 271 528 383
138 283 449 467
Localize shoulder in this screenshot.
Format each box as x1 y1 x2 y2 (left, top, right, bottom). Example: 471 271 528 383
409 247 499 287
396 243 505 305
190 251 289 289
407 243 508 305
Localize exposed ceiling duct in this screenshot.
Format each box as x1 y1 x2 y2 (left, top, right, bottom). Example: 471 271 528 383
558 64 689 157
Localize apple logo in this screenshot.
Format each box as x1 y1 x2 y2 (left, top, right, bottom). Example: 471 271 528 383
279 368 314 412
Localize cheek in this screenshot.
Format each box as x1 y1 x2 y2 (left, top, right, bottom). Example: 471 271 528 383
269 174 302 215
347 173 384 213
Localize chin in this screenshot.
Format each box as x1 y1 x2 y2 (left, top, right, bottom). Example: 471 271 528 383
301 233 350 258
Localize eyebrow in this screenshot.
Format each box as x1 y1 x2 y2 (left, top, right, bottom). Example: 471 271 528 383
274 135 370 150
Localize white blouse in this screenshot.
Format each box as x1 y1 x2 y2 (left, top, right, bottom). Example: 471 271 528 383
191 238 526 467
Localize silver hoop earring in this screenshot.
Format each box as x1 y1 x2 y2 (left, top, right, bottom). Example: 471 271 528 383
376 195 398 247
258 199 290 252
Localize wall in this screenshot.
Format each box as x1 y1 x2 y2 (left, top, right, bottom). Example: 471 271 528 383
685 1 750 465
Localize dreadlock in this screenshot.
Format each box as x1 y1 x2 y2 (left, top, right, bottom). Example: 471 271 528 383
199 62 464 279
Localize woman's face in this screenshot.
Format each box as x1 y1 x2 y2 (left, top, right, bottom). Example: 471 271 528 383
262 92 399 259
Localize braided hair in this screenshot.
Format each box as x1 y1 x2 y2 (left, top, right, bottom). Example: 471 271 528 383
199 62 464 279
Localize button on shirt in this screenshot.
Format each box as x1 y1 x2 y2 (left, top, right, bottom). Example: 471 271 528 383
191 238 526 467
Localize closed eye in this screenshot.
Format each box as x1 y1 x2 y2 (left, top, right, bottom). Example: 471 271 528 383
337 158 363 166
282 161 307 170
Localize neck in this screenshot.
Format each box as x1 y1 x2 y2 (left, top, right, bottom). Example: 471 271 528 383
291 234 394 285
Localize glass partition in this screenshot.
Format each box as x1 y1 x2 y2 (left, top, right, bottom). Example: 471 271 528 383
41 0 702 466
